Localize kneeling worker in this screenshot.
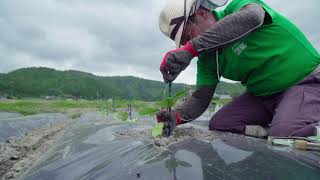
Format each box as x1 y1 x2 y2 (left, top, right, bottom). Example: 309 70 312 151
156 0 320 137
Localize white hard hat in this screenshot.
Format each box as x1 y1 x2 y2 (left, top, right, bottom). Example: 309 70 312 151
159 0 227 47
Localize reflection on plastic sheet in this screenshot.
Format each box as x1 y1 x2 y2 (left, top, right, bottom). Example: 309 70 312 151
22 112 320 180
211 139 253 165
0 113 67 143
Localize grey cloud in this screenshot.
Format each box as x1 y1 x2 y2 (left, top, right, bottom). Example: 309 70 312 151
0 0 170 69
0 20 80 60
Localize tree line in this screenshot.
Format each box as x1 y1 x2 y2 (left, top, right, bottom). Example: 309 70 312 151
0 67 245 101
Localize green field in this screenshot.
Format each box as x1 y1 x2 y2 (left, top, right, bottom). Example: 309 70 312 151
0 97 231 116
0 99 104 115
0 98 156 116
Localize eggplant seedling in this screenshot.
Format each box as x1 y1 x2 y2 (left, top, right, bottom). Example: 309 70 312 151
152 122 164 138
151 86 189 138
139 89 188 116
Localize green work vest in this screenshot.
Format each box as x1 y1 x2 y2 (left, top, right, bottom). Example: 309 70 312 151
196 0 320 96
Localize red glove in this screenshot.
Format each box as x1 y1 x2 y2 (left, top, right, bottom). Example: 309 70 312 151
156 110 182 130
160 42 199 83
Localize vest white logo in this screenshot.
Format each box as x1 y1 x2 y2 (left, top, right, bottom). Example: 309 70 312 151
233 43 247 55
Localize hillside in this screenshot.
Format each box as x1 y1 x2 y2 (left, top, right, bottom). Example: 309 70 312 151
0 67 245 101
215 81 246 97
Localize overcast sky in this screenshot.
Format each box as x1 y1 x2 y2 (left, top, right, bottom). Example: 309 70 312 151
0 0 319 84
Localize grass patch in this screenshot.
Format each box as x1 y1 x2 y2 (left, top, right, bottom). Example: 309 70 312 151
0 99 104 116
0 98 231 116
0 99 153 116
50 100 102 109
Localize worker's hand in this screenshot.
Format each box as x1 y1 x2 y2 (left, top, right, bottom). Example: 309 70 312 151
156 109 182 134
160 42 199 83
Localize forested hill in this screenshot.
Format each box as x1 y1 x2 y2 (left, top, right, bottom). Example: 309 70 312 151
0 67 245 101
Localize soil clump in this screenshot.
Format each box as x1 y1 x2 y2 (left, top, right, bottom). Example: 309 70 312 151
116 126 215 147
154 126 215 147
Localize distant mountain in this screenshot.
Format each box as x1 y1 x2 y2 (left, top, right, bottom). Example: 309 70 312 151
0 67 245 101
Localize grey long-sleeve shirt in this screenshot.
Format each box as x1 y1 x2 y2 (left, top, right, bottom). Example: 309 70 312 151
176 3 266 123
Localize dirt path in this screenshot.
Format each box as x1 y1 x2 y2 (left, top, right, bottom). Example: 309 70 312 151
0 122 67 180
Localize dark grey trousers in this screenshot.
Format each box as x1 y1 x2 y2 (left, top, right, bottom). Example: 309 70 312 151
209 71 320 137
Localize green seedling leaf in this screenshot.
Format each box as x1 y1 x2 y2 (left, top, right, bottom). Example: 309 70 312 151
152 122 164 138
119 112 128 122
138 107 159 116
113 112 120 120
112 111 128 121
156 89 188 109
163 86 169 98
174 90 188 99
156 97 174 109
163 86 173 108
